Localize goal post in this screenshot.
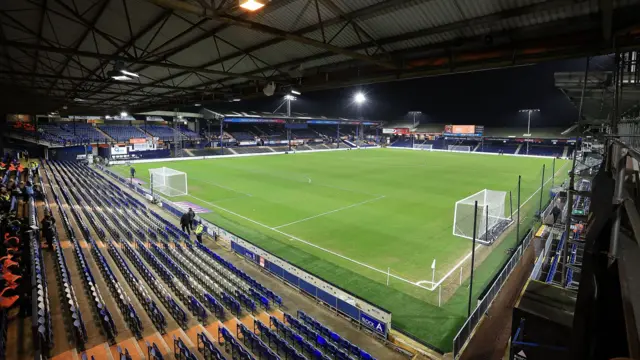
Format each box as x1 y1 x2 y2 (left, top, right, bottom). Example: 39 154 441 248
149 167 188 197
453 189 509 245
413 144 433 150
448 145 471 152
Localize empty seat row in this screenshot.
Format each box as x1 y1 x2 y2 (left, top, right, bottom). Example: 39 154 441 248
164 244 227 319
297 311 374 360
270 316 329 360
146 242 209 324
254 319 306 360
121 240 188 328
194 241 282 308
176 243 248 315
174 335 198 360
39 167 89 348
197 332 227 360
107 241 167 333
219 325 255 360
45 165 118 343
52 168 145 339
237 322 280 360
28 196 54 354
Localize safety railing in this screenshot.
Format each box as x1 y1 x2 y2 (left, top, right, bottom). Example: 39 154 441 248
452 229 534 358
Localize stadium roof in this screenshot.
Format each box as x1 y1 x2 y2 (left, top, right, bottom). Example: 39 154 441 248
556 69 640 124
2 0 640 115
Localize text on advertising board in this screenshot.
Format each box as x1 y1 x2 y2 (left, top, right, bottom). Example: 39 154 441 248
360 312 386 335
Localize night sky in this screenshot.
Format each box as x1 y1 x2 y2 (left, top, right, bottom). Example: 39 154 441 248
217 57 612 128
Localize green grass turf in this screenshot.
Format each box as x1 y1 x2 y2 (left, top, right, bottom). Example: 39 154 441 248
113 149 568 351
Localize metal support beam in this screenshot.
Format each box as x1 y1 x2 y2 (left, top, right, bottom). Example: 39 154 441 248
144 0 398 69
0 70 220 92
0 41 267 81
600 0 613 42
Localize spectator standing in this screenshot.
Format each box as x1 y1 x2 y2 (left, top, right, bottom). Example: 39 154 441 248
130 166 136 184
194 222 204 243
41 212 56 250
188 208 196 230
180 212 191 235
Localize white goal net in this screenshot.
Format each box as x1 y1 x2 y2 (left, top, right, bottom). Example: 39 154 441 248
149 167 188 197
448 145 471 152
413 144 433 150
453 189 509 245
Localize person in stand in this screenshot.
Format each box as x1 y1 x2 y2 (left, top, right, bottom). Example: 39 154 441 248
130 166 136 184
180 212 191 235
187 208 196 231
194 222 204 243
41 211 56 250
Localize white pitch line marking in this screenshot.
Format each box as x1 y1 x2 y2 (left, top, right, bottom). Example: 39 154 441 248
186 193 434 290
273 195 386 229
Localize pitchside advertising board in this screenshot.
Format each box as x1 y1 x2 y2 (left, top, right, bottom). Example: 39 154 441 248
444 125 484 137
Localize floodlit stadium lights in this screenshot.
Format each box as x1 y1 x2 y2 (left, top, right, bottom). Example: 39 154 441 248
354 92 366 104
120 70 139 78
120 111 128 117
239 0 265 11
194 103 201 106
284 94 296 101
112 75 132 81
232 98 241 102
290 89 301 95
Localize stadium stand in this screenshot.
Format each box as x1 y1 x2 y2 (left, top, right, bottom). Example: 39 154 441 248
390 138 413 148
478 142 520 154
38 124 80 144
29 159 396 360
179 126 201 139
526 144 565 157
59 123 110 143
98 125 147 141
142 125 178 141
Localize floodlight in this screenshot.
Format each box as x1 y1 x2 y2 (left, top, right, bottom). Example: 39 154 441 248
240 0 265 11
120 111 128 117
290 89 301 95
354 92 366 104
284 94 296 101
232 98 241 102
194 103 201 106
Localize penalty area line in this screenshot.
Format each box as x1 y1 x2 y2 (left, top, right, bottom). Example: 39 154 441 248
186 194 435 291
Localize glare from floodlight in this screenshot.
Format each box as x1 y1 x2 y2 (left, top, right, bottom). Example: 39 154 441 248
354 93 366 104
239 0 265 11
290 89 301 95
120 70 139 78
284 94 296 101
120 111 128 117
112 75 132 81
232 98 241 102
194 103 201 106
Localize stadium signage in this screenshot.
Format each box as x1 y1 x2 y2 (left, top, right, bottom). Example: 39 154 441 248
360 312 386 335
224 117 286 123
444 124 484 137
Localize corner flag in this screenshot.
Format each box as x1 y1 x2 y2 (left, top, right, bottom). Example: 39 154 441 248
431 259 436 269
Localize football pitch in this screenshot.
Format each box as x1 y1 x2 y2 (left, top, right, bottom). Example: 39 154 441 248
113 149 568 351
